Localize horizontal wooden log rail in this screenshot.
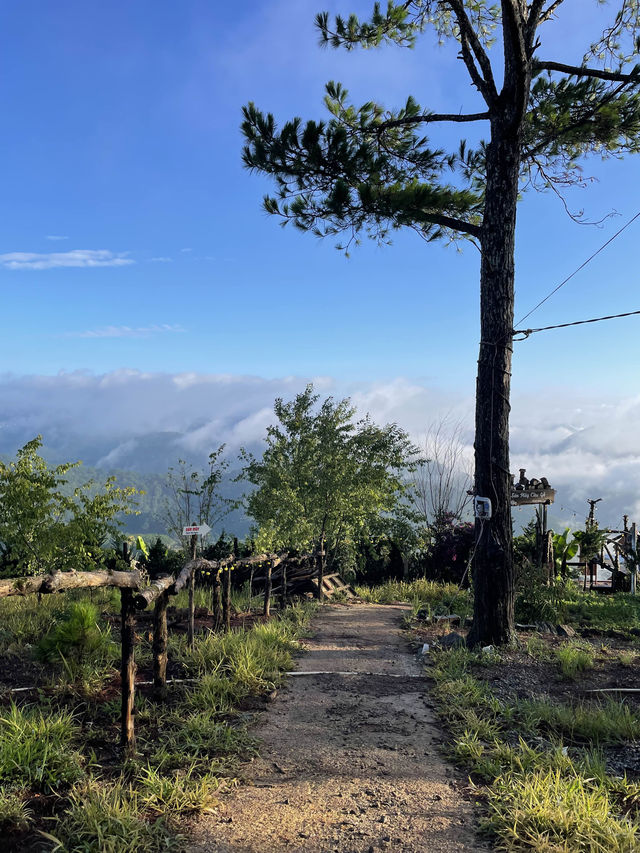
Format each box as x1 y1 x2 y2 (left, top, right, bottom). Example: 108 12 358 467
0 549 332 753
0 568 144 599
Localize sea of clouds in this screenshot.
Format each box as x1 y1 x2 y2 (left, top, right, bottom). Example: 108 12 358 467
0 369 636 531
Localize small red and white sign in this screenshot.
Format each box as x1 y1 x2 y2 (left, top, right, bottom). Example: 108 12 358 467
182 523 212 536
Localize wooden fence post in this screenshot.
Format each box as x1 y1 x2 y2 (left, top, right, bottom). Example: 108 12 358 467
188 534 196 649
120 587 136 754
152 591 169 701
316 540 325 602
223 563 232 633
211 569 222 631
264 559 272 617
280 558 288 611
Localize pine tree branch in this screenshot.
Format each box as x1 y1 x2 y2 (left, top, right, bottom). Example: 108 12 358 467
420 212 481 238
447 0 498 105
522 79 630 160
376 111 489 131
538 0 567 25
534 60 639 82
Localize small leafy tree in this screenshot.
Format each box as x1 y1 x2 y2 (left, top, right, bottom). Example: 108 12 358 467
0 437 138 577
164 447 235 551
241 385 419 590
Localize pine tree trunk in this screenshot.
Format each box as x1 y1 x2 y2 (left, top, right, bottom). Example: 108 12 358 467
468 120 521 648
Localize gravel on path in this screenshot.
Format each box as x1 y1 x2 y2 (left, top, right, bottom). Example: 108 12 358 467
186 603 485 853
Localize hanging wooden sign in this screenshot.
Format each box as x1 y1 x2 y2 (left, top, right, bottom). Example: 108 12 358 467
511 488 556 506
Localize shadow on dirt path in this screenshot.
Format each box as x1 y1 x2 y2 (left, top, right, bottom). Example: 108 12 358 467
187 603 485 852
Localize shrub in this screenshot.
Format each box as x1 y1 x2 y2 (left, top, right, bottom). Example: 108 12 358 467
36 602 116 667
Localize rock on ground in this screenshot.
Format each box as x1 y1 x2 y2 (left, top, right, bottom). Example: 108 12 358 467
186 603 485 853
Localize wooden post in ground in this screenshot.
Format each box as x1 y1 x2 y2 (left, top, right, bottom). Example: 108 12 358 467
188 534 197 649
211 569 222 631
316 538 325 602
263 559 272 617
632 523 637 596
280 558 288 611
152 591 169 701
120 587 137 754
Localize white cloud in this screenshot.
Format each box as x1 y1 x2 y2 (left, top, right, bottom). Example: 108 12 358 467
45 235 69 241
68 324 186 339
180 247 193 253
0 249 134 270
0 370 636 528
150 256 173 263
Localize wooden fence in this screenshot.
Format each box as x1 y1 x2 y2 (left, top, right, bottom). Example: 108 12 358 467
0 553 354 753
1 554 282 753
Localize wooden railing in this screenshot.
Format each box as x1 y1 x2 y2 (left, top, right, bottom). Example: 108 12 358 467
0 554 283 753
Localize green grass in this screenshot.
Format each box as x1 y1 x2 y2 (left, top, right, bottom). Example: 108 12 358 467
45 779 182 853
0 703 84 793
518 697 640 744
486 768 639 852
555 642 595 679
355 579 471 620
427 646 640 851
0 595 316 850
0 790 32 832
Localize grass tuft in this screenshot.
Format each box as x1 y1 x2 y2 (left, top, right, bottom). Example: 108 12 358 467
555 642 594 680
0 703 84 793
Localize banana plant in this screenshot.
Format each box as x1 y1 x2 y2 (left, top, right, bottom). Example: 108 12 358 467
552 528 580 579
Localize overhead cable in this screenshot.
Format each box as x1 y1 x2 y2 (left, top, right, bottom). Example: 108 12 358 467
514 307 640 339
516 210 640 327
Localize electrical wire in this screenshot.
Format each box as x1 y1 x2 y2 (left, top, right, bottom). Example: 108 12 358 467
515 209 640 327
513 307 640 339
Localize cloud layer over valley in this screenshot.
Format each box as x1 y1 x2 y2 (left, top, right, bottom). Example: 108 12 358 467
0 370 637 531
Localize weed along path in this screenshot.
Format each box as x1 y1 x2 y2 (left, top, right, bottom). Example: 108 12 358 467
187 603 483 853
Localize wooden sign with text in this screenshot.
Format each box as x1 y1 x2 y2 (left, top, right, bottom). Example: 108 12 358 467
511 488 556 506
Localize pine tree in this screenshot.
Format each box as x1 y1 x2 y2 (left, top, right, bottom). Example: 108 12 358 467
241 2 640 645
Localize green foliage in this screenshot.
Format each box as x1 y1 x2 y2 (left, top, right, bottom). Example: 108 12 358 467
0 437 139 577
572 526 611 564
486 767 639 852
0 703 84 793
0 790 32 832
36 601 116 667
519 698 640 744
553 528 580 578
242 384 419 572
138 537 184 579
242 4 640 249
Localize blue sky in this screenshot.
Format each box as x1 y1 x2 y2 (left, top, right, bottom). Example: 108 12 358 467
1 0 638 391
1 1 640 528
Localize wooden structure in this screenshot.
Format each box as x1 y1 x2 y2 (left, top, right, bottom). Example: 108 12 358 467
0 551 354 752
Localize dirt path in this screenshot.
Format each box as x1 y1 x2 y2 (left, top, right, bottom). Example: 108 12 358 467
187 604 484 853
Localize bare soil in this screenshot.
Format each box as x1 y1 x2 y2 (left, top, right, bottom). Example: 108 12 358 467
186 603 485 853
